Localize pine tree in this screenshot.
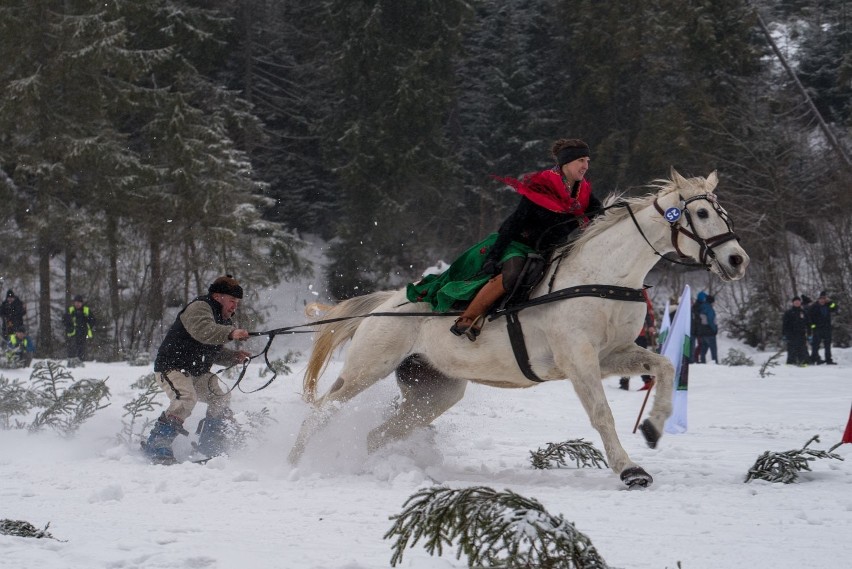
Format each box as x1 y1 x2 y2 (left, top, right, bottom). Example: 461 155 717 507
320 0 469 298
0 0 149 355
795 0 852 127
222 0 340 240
451 0 566 249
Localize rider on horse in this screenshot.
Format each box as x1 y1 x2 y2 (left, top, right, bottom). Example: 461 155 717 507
407 138 603 340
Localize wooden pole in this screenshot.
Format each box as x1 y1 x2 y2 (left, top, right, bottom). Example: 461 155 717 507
632 379 655 433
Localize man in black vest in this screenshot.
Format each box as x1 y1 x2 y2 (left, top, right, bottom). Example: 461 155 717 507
142 275 251 464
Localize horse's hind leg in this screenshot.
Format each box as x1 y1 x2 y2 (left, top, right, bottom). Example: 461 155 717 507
288 371 391 465
367 355 467 452
287 376 346 465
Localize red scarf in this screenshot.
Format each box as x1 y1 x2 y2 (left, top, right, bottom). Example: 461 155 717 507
494 169 591 215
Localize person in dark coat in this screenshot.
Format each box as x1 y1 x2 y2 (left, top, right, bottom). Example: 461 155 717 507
0 290 26 337
442 139 603 341
781 296 809 366
693 291 718 364
807 290 838 365
64 295 95 361
141 275 252 464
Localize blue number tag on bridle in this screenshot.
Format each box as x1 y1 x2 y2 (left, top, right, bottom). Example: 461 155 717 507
664 207 681 222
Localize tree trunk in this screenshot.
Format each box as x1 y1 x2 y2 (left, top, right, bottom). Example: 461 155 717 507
37 240 54 357
148 233 163 323
106 213 121 358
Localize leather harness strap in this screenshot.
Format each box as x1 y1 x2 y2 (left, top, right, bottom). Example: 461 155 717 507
497 284 647 382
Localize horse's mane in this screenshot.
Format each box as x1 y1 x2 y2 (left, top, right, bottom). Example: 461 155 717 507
560 177 680 260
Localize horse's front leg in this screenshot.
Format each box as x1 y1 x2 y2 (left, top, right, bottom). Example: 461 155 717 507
557 343 652 488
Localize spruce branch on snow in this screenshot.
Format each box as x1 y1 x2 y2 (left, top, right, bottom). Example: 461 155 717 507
385 485 609 568
28 361 110 436
745 435 844 484
529 439 608 470
118 373 163 444
720 348 753 367
0 375 36 429
0 519 62 541
257 350 300 378
758 349 784 378
229 407 276 450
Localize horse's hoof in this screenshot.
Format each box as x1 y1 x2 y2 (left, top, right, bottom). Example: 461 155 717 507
639 419 660 449
621 466 653 488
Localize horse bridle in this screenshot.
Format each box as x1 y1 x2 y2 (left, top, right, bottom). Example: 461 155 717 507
653 193 739 266
616 192 739 271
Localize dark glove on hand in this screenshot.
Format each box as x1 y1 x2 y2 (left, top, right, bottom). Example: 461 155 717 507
482 258 499 276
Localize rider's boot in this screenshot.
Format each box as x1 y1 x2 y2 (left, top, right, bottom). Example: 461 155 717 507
450 274 506 341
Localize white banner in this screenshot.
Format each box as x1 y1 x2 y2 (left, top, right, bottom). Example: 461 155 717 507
663 285 691 434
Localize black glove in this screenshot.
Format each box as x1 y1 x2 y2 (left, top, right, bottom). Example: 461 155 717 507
482 258 499 276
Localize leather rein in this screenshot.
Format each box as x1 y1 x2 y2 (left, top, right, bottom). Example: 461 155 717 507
226 192 741 389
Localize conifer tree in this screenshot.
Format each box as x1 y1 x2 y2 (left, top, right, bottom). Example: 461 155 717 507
451 0 566 249
0 0 146 355
222 0 340 240
320 0 469 298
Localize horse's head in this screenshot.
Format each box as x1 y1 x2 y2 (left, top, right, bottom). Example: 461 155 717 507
658 169 749 281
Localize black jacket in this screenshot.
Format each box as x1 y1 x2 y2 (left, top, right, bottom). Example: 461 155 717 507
782 306 808 339
807 300 836 331
155 296 231 375
487 194 603 264
0 297 26 334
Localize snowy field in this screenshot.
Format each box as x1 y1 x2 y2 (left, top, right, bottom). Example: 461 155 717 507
1 327 850 569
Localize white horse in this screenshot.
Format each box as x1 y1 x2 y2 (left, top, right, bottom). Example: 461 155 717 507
289 169 749 487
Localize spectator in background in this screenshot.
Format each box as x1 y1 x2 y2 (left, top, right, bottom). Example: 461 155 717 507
782 296 809 366
807 290 838 365
0 290 26 337
6 327 35 368
690 296 701 362
693 291 718 364
64 294 95 361
619 289 656 391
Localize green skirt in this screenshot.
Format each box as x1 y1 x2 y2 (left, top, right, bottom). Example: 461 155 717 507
406 233 534 313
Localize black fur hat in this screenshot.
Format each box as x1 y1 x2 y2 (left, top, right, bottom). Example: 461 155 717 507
208 275 243 299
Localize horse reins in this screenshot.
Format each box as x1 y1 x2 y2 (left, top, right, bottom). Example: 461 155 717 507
220 191 740 391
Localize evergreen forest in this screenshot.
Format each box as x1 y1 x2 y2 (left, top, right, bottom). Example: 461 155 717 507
1 0 850 359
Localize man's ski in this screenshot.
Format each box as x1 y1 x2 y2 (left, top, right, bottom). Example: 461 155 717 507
140 441 212 465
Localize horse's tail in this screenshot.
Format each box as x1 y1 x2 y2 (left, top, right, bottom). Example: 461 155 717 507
304 302 333 319
302 290 397 404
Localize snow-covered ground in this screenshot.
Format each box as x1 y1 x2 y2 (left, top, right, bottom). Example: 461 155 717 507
1 326 850 569
2 238 850 568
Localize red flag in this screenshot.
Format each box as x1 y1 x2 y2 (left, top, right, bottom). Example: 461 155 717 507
842 403 852 444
